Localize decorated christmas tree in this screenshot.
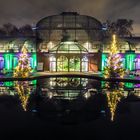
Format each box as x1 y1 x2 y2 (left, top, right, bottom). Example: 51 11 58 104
104 34 125 78
13 45 32 77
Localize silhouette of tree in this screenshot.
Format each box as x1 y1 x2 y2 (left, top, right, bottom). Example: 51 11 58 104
2 23 19 36
106 19 133 37
19 24 34 36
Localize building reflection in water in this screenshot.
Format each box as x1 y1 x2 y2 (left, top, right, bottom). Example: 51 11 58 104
32 77 102 123
39 77 98 100
0 78 140 122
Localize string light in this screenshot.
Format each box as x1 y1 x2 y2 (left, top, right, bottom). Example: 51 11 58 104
105 82 124 121
104 34 125 78
13 44 32 78
14 81 31 111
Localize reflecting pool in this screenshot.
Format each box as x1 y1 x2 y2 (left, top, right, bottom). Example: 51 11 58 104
0 77 140 139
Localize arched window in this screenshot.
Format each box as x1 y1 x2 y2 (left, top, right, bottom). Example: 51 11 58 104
50 56 56 71
29 57 33 68
120 58 125 69
69 56 80 71
135 58 140 70
13 57 18 68
82 56 88 72
57 56 68 71
0 57 4 70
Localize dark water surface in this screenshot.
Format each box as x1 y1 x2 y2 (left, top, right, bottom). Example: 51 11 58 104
0 77 140 140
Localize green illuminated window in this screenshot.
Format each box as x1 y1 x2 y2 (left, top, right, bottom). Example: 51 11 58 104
69 56 80 71
4 53 13 71
4 81 14 87
32 53 37 69
13 57 18 68
125 54 136 71
125 83 134 88
101 53 107 71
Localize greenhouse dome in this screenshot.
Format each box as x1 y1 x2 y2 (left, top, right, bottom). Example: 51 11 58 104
36 12 103 43
36 12 103 72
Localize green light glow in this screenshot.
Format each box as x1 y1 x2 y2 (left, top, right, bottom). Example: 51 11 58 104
101 81 106 88
3 80 36 87
13 57 18 68
4 81 14 87
101 53 107 71
31 80 37 85
4 53 13 71
125 54 136 71
32 53 37 69
125 82 134 88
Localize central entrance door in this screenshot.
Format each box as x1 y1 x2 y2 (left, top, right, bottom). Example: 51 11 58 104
50 55 88 72
57 55 81 72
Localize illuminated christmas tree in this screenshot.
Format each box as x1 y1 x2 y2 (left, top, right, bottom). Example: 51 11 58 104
104 34 125 78
13 45 32 77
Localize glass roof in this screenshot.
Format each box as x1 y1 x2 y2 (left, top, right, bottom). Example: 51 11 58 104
50 41 88 53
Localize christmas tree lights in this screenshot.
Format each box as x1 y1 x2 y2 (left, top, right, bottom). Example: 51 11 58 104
13 45 32 78
106 89 122 121
104 34 125 78
15 81 30 111
105 82 124 121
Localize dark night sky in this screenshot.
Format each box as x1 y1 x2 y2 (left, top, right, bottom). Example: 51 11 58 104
0 0 140 35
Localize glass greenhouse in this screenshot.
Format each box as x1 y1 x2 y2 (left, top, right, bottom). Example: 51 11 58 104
0 12 140 73
36 12 103 72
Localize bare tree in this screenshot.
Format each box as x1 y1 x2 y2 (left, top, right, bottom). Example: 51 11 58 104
105 19 133 37
2 23 19 36
19 24 34 36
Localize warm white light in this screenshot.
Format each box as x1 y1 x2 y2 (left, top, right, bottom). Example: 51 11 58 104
47 41 55 50
83 42 92 51
47 92 53 99
84 91 91 99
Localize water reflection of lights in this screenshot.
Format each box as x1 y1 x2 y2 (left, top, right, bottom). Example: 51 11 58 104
84 92 91 99
134 89 140 97
47 92 53 99
41 87 86 100
41 87 98 100
49 78 88 88
106 90 123 121
0 87 14 95
14 81 31 111
104 82 124 121
83 89 97 99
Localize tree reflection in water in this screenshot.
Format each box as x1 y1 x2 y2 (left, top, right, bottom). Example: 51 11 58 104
14 81 31 111
104 82 124 121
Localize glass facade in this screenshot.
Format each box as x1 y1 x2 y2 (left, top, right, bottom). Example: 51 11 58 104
36 12 102 72
49 41 88 72
0 38 37 73
0 12 140 73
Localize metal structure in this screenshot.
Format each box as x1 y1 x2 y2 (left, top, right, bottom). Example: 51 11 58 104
36 12 103 72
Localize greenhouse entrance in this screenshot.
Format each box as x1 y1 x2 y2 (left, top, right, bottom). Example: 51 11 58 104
49 41 88 72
